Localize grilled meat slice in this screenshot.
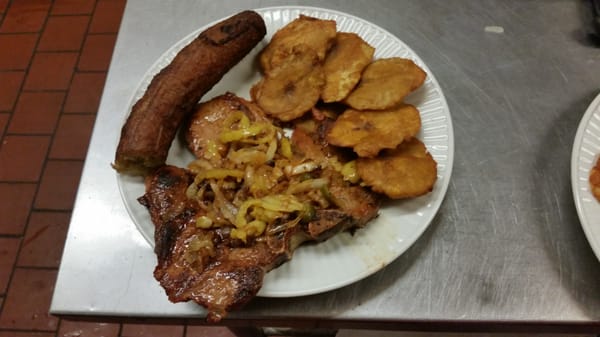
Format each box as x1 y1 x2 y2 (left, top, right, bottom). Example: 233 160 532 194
302 168 380 240
328 183 380 226
140 165 296 322
291 116 381 227
185 93 270 159
305 209 354 240
139 164 379 322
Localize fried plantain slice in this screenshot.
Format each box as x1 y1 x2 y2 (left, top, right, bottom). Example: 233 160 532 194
327 104 421 157
356 138 436 199
321 32 375 103
259 15 336 73
251 45 325 122
344 58 426 110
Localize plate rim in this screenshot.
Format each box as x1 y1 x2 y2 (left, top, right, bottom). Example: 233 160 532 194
571 91 600 261
116 5 455 297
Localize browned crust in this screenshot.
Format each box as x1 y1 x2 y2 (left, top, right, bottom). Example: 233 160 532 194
113 10 266 175
140 164 379 322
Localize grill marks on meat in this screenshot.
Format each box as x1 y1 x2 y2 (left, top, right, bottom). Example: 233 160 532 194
139 166 201 295
141 166 266 322
141 163 379 322
140 166 296 322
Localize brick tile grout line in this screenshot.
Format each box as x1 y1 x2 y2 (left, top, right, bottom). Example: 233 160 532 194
52 1 122 335
40 1 98 334
2 1 153 336
54 317 63 337
0 328 58 334
0 0 96 334
0 0 8 28
0 0 54 326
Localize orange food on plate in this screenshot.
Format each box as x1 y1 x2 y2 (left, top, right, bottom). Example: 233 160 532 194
259 15 336 73
326 104 421 157
321 32 375 103
251 45 325 121
344 57 426 110
356 138 437 199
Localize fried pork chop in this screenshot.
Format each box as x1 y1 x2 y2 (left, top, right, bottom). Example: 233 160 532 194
138 96 380 322
139 164 379 322
139 165 297 322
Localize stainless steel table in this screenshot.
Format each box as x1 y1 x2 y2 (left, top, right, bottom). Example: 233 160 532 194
51 0 600 332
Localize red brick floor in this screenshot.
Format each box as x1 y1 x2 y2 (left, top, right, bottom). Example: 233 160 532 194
0 1 246 336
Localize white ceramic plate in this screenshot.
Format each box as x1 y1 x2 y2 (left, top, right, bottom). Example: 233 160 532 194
571 92 600 261
117 6 454 297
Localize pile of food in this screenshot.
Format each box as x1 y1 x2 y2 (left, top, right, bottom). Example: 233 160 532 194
113 10 437 322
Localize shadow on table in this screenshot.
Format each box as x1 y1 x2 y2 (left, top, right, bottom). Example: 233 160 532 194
573 0 600 47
